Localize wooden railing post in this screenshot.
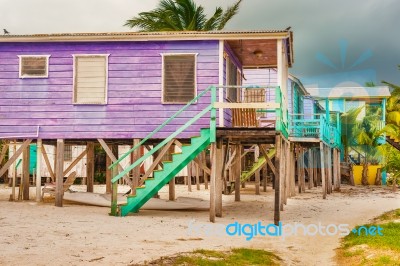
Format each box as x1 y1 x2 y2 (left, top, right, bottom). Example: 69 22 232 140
110 166 118 216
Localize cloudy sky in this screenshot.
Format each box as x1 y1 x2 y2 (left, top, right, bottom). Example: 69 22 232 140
1 0 399 86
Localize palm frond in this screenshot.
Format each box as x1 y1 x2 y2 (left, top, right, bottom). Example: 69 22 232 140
217 0 242 30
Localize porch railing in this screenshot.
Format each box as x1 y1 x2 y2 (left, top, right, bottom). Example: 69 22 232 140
289 113 341 147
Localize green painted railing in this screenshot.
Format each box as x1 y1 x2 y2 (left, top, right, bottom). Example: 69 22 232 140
289 113 341 147
110 86 217 183
275 87 289 138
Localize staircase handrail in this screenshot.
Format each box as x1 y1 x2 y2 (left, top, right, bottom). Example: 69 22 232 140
111 86 216 183
110 86 216 170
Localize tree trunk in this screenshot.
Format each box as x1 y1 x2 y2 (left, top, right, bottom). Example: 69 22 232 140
374 168 381 186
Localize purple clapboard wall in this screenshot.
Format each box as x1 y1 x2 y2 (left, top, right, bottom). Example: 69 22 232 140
0 40 219 139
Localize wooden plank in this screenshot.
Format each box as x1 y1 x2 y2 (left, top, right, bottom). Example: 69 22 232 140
187 161 192 192
97 139 132 187
86 142 95 193
234 144 241 201
55 139 64 207
141 139 174 182
196 163 200 190
285 141 291 199
215 140 223 217
131 139 141 195
337 150 341 190
327 147 332 194
320 142 326 199
169 177 175 201
105 144 112 193
255 145 260 195
209 143 216 223
22 144 30 200
41 145 55 182
0 139 32 178
274 134 281 225
63 148 88 176
258 144 277 177
281 140 287 206
262 164 267 192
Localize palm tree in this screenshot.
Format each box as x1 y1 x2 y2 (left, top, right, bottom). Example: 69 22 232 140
124 0 242 31
341 107 363 160
382 65 400 142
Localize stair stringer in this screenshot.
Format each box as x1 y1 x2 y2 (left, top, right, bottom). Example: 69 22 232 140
120 129 211 216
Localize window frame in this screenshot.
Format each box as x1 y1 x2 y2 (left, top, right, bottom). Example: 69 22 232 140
161 53 198 104
18 55 51 79
72 54 109 105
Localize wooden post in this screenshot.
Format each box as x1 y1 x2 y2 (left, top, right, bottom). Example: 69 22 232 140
105 144 112 193
131 139 141 195
22 143 30 200
110 166 118 216
274 134 281 225
187 161 192 192
55 139 64 207
281 140 287 207
86 142 94 193
327 147 332 194
285 141 291 198
36 139 42 202
169 177 175 201
234 144 241 201
262 164 268 192
215 140 223 217
320 142 326 199
196 162 200 191
203 151 209 189
11 141 16 201
209 143 216 222
254 145 260 195
308 149 314 189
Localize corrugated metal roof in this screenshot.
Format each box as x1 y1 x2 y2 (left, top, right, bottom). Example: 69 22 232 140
306 86 391 99
0 29 291 41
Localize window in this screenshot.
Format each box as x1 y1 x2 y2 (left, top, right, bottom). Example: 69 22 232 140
73 55 108 104
18 55 50 78
162 54 196 103
64 145 72 161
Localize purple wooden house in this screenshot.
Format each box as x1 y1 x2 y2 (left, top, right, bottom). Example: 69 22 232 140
1 30 303 222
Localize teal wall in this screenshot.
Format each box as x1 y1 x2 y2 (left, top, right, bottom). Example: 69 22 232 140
29 144 37 174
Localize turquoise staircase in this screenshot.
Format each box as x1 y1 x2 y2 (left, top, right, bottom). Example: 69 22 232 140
120 128 211 216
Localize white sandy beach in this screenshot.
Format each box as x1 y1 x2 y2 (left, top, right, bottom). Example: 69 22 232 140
0 183 399 265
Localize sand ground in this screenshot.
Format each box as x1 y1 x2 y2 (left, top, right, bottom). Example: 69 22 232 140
0 183 399 266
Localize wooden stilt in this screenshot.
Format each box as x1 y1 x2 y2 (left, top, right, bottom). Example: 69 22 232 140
203 151 209 189
131 139 141 195
297 148 302 194
36 139 42 202
196 162 200 190
11 141 17 201
110 166 118 216
169 177 175 201
289 145 295 197
281 140 287 207
86 142 94 193
55 139 64 207
215 140 223 217
263 163 267 192
320 142 326 199
274 134 282 225
327 146 332 194
309 149 314 189
234 144 241 201
187 161 192 192
209 143 217 222
105 144 112 193
254 145 260 195
22 143 30 200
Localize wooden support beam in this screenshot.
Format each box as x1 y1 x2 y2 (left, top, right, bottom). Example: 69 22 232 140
280 139 287 207
110 166 118 216
210 143 217 223
274 134 281 225
320 142 326 199
36 139 42 202
289 145 296 197
187 161 192 192
41 145 55 182
55 139 64 207
327 147 332 194
196 162 200 190
105 144 112 193
234 144 241 201
254 145 260 195
285 140 291 199
0 139 32 178
86 142 95 193
262 164 267 192
141 139 174 182
202 151 209 189
169 177 175 201
131 139 141 194
98 139 132 187
63 148 87 176
258 144 277 177
215 139 223 217
22 144 30 200
308 149 314 189
337 149 341 190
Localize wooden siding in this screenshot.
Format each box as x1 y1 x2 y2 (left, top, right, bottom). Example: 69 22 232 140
0 41 219 139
